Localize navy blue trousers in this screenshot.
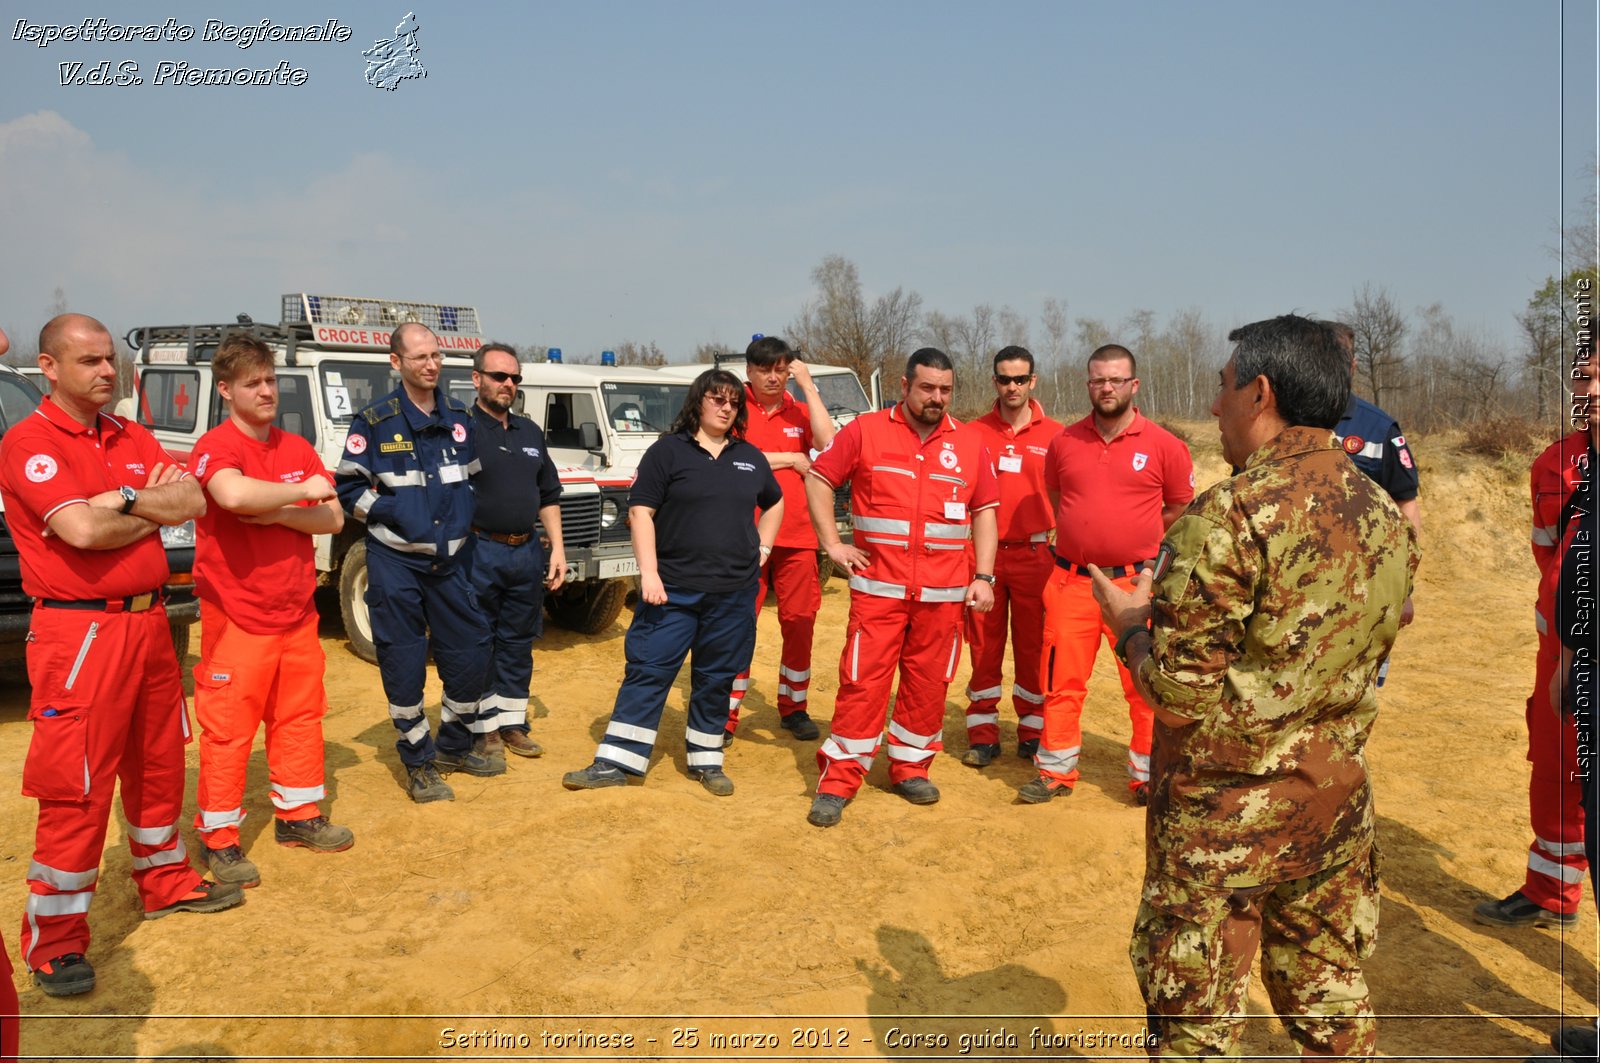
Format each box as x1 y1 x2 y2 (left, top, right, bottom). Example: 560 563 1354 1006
595 583 758 777
468 534 546 734
366 544 491 768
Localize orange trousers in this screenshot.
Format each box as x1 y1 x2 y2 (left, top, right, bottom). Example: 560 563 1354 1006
1036 566 1152 791
964 541 1052 744
194 606 328 849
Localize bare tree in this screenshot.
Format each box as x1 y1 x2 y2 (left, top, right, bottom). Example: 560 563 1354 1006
789 255 923 384
1342 284 1409 410
613 341 667 366
997 305 1031 349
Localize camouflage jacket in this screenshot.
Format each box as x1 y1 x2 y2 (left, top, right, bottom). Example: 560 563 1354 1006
1137 426 1418 888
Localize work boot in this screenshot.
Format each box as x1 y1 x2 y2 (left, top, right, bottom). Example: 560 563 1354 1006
1017 738 1039 760
482 730 506 758
1018 774 1073 804
893 776 941 805
1132 782 1151 807
563 761 627 790
722 729 735 749
779 711 820 741
275 816 355 852
203 844 260 889
807 794 847 828
434 743 504 778
690 767 735 797
144 879 244 920
962 743 1000 768
1473 891 1578 929
407 762 455 803
32 953 94 997
500 728 544 758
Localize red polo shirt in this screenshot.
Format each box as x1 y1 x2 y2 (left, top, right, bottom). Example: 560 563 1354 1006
1045 409 1193 566
0 397 174 600
743 383 819 549
192 420 330 634
971 398 1063 542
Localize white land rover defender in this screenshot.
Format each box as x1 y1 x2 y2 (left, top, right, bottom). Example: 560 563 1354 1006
128 293 638 661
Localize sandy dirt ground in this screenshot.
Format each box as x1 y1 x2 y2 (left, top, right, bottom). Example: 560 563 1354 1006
2 428 1596 1062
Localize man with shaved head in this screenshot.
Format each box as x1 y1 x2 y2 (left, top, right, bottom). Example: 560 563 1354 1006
0 314 243 998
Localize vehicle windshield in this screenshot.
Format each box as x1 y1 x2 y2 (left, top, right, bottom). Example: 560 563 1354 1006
600 380 691 433
321 362 474 421
0 370 42 437
797 372 871 416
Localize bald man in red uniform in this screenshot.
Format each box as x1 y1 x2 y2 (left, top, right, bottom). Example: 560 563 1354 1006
0 315 242 999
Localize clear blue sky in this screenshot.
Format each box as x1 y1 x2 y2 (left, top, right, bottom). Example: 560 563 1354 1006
0 1 1592 363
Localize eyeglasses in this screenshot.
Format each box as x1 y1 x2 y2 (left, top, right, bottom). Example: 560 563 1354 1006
1087 377 1133 390
994 374 1033 386
481 370 522 384
400 352 443 365
704 393 740 408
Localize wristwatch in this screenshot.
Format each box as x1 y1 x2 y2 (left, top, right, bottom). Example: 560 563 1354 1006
119 486 138 514
972 573 996 585
1113 623 1148 667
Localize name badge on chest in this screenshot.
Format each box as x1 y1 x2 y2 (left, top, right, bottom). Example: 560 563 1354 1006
439 464 465 484
998 454 1023 473
944 501 966 520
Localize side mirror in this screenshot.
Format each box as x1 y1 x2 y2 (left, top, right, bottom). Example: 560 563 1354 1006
579 422 603 451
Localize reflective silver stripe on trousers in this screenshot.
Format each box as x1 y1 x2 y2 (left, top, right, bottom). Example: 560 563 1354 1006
685 726 725 749
1535 608 1548 636
966 684 1003 702
606 721 659 744
126 821 178 846
777 684 809 702
1536 835 1588 858
849 575 907 598
270 784 326 809
888 719 940 749
923 522 971 540
731 677 751 693
1528 851 1586 884
1127 749 1152 782
919 586 967 603
132 838 189 870
820 736 876 770
28 861 98 891
779 666 810 683
852 516 912 534
400 719 430 745
1532 523 1559 547
26 890 94 967
198 808 244 831
1017 713 1044 729
389 701 425 721
440 695 477 725
685 750 724 769
849 631 861 681
595 743 649 773
1035 744 1081 773
377 470 427 488
1013 684 1044 705
370 524 437 555
966 712 1000 727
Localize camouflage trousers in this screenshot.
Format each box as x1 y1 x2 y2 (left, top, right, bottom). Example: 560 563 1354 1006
1129 848 1379 1059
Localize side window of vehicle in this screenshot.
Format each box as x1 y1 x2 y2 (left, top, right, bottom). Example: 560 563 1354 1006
0 374 41 430
277 373 317 446
544 391 599 448
140 369 202 433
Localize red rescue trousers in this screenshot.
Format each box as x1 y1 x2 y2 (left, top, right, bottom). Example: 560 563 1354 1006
1521 628 1588 914
20 605 202 969
194 606 328 849
727 546 821 731
964 540 1052 745
0 933 17 1060
1036 566 1152 792
816 595 963 799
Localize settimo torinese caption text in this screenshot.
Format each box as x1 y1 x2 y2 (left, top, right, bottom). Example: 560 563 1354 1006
12 17 354 87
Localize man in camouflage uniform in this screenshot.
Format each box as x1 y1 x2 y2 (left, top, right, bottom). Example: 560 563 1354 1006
1091 314 1418 1059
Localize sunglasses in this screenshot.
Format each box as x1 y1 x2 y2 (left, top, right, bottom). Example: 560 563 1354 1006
994 373 1033 386
705 393 741 408
481 370 522 384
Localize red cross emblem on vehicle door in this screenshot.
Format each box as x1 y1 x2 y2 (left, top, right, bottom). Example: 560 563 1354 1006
172 382 190 417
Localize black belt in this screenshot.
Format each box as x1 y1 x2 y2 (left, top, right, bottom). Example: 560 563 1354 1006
473 526 532 546
1053 556 1149 580
38 591 161 613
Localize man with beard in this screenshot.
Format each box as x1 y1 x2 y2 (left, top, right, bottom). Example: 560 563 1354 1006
961 345 1062 767
803 348 998 827
1021 344 1193 806
189 334 354 890
334 322 492 802
466 343 564 759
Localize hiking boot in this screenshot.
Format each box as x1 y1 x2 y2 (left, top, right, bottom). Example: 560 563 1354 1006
144 879 244 920
1017 738 1039 760
722 730 735 749
779 711 821 741
807 794 847 828
32 953 94 997
893 776 941 805
1018 774 1073 804
434 744 504 778
962 743 1000 768
1473 891 1578 929
690 767 735 797
407 762 455 803
275 816 355 852
562 761 627 790
500 728 544 758
482 730 506 758
1133 782 1150 807
203 844 260 889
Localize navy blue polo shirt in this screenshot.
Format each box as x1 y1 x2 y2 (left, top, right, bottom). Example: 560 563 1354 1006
470 404 562 534
629 430 782 592
1335 396 1419 503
